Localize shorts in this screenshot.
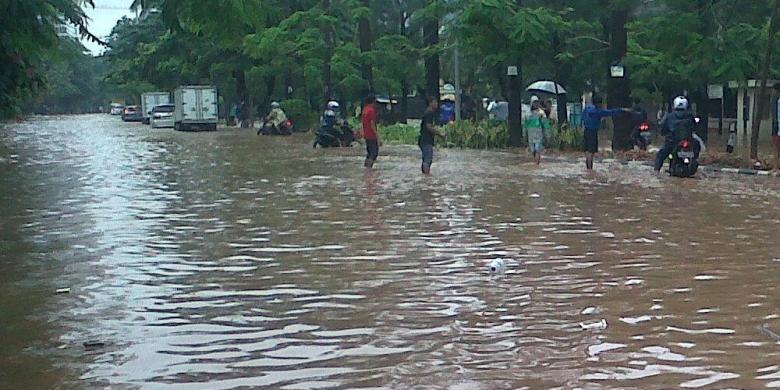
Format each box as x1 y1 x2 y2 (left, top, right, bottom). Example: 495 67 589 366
366 139 379 161
530 142 544 153
583 130 599 153
774 135 780 150
420 143 434 166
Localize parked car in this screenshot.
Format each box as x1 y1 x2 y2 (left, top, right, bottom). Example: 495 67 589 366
150 104 175 128
110 103 124 115
141 92 171 124
122 106 143 122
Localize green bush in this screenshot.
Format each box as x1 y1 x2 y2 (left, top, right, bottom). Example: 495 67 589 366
375 120 582 152
280 99 319 130
547 123 584 151
444 120 513 149
379 123 419 144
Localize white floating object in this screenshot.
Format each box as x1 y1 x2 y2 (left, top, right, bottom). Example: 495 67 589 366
489 258 506 274
55 288 71 294
529 193 541 198
581 307 597 315
580 319 608 331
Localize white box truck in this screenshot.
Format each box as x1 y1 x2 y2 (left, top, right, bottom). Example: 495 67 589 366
141 92 171 124
173 85 218 131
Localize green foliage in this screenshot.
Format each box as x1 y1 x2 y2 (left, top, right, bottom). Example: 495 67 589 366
0 0 97 118
444 120 512 149
547 124 584 151
280 99 319 130
379 123 419 144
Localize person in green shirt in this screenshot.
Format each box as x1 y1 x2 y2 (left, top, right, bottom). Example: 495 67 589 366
525 96 550 165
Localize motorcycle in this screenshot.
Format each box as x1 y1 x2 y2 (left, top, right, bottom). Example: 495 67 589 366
667 116 701 178
634 122 651 151
313 122 355 148
258 119 295 136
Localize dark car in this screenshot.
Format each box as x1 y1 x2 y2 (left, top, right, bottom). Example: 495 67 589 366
122 105 143 122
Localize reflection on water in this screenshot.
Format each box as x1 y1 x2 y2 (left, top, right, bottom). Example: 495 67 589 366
1 115 779 389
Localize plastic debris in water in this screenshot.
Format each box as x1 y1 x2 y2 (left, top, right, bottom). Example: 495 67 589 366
489 259 506 274
83 341 105 349
580 319 608 331
581 307 597 315
55 288 71 294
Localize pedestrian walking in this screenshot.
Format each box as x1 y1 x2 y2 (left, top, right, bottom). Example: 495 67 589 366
525 96 549 165
420 97 445 174
581 95 630 170
362 95 380 168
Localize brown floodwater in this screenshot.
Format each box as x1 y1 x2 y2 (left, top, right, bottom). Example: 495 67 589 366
1 114 778 389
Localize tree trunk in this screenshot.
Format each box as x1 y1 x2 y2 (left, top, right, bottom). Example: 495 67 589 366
553 34 569 124
496 66 508 101
358 0 374 94
399 9 409 123
607 7 633 151
264 75 276 114
423 1 440 100
750 1 779 160
284 69 293 99
321 0 334 104
508 0 523 147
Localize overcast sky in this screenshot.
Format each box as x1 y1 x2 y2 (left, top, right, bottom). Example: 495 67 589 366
81 0 136 56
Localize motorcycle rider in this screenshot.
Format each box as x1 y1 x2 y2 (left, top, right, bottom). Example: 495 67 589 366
654 96 695 173
260 101 288 135
321 101 342 129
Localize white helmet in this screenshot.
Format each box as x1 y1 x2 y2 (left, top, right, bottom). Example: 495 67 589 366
327 101 340 110
271 101 280 108
673 96 689 111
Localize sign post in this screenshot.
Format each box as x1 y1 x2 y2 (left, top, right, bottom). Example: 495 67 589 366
708 84 724 135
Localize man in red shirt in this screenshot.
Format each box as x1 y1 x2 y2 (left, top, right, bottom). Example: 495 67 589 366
362 95 380 168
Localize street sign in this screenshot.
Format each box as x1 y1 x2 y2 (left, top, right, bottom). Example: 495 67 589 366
507 66 518 76
707 84 724 99
610 65 624 78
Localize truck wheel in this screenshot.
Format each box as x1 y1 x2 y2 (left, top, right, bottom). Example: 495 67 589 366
174 122 181 131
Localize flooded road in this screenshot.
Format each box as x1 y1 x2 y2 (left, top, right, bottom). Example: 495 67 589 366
1 114 779 389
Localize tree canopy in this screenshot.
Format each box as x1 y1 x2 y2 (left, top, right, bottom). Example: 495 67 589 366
5 0 780 144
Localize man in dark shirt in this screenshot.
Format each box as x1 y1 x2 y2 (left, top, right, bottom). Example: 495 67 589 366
419 97 443 175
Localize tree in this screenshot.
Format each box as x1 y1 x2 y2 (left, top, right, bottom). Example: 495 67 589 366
1 0 102 119
422 0 441 100
357 0 375 94
607 2 633 151
751 0 780 161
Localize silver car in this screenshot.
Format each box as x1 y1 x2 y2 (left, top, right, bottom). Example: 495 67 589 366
150 104 175 128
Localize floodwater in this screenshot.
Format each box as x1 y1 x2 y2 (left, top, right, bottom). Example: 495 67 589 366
1 114 778 389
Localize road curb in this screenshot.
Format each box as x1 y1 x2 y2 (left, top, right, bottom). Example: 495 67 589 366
703 166 777 177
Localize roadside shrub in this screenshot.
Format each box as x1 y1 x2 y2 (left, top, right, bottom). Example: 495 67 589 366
547 123 584 151
444 120 512 149
281 99 319 130
379 123 418 144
